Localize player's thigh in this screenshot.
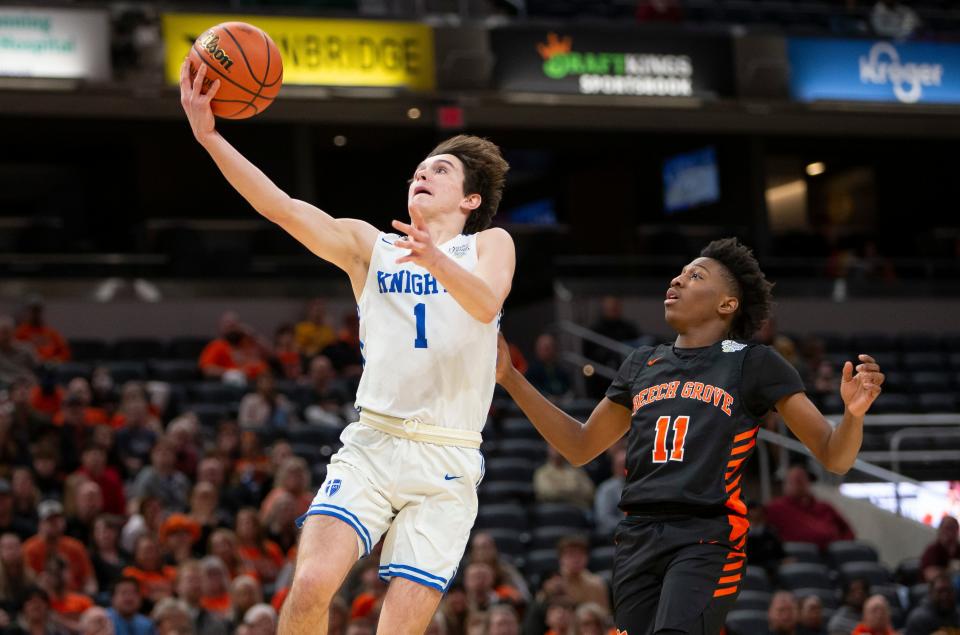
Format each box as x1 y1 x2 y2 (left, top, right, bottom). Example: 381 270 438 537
290 514 363 598
653 543 739 635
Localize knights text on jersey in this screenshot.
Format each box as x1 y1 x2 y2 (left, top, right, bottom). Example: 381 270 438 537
605 340 805 515
353 232 499 433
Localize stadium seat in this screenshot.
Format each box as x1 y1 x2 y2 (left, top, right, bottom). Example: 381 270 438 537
777 563 833 591
783 542 824 564
828 540 879 566
725 609 768 635
733 590 771 612
111 338 166 360
288 426 343 447
909 582 928 610
475 504 528 531
949 352 960 369
589 545 615 572
500 417 542 440
68 338 109 361
742 566 769 592
496 439 547 462
485 457 536 483
478 480 535 504
188 382 243 404
918 392 957 413
529 526 576 551
167 336 210 360
184 403 232 429
531 503 590 528
290 443 325 465
895 557 921 586
851 333 897 353
869 393 917 414
839 561 891 587
148 359 200 383
54 362 92 384
901 352 947 371
523 548 559 579
899 333 942 352
881 371 912 393
794 587 840 609
102 361 148 383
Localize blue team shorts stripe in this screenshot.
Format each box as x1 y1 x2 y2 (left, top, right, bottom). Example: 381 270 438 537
378 569 445 593
378 563 447 584
299 504 372 554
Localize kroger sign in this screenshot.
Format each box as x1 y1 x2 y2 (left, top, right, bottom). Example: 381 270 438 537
788 37 960 105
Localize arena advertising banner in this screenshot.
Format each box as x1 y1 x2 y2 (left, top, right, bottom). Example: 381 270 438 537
788 37 960 105
163 13 435 91
0 7 111 80
490 26 733 98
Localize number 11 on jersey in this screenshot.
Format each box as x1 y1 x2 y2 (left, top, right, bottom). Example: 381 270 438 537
414 303 428 349
653 415 689 463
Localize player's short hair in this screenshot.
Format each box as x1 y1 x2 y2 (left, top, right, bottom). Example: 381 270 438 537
428 135 509 235
700 238 773 340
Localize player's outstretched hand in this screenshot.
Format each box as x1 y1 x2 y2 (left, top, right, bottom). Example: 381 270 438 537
840 354 884 418
393 207 442 269
179 59 220 144
495 333 515 385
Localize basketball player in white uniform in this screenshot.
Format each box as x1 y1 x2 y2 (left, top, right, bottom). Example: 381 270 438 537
180 61 514 634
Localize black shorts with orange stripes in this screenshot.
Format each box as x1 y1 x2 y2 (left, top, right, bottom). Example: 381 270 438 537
612 510 747 635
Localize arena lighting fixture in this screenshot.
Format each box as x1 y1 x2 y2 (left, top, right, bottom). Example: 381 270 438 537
333 135 347 147
806 162 826 176
407 107 421 120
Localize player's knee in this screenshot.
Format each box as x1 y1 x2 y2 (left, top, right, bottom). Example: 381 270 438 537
289 567 340 606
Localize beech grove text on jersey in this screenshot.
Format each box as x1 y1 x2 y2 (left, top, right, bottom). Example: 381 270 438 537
631 381 734 416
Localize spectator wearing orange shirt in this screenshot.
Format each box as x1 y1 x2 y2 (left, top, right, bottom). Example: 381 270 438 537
52 379 107 428
37 555 93 634
228 575 262 630
199 312 269 384
235 508 283 585
122 534 176 602
199 555 232 618
258 457 311 524
0 315 37 387
271 324 303 381
14 297 70 364
23 500 96 596
175 559 229 635
207 529 256 582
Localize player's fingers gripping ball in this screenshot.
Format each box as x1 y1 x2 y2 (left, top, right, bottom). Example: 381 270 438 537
188 22 283 119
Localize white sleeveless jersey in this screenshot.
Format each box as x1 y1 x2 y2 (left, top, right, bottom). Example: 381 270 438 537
354 232 499 433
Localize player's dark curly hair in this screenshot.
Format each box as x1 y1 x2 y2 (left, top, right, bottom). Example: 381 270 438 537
428 135 509 235
700 237 773 340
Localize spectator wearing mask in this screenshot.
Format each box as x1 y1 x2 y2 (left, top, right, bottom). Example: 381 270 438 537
107 577 156 635
199 312 268 384
766 465 854 551
852 594 896 635
828 577 870 635
23 501 96 596
14 298 70 364
534 446 595 510
904 572 960 635
525 333 572 401
921 515 959 583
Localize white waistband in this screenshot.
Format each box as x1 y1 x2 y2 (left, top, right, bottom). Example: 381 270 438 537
358 410 482 449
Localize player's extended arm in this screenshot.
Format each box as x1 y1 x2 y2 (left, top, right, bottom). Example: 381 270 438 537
393 210 515 323
179 60 376 284
495 335 631 466
777 354 884 474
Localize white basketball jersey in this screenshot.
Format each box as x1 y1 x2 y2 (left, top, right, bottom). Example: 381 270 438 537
354 232 499 433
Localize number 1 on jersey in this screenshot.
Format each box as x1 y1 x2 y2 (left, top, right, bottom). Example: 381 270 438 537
413 303 428 349
653 415 689 463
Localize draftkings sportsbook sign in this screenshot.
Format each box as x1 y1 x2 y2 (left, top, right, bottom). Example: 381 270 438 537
490 26 732 98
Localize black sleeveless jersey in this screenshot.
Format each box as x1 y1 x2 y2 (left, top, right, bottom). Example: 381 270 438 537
605 340 805 522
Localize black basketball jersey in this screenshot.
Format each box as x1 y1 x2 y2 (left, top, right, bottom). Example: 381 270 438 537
606 339 805 527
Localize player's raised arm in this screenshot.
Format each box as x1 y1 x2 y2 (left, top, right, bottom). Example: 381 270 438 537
776 354 884 474
495 335 631 466
179 60 376 284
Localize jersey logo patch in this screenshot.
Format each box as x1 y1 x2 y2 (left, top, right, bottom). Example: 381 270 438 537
324 478 342 496
448 243 469 258
721 340 747 353
444 474 462 480
647 357 663 366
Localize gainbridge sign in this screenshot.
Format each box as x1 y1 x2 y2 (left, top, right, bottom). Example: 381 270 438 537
162 13 435 91
490 26 733 98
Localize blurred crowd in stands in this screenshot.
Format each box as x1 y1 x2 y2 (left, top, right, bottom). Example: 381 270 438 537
0 293 957 634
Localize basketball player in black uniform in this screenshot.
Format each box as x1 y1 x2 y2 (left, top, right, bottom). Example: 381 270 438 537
495 238 884 635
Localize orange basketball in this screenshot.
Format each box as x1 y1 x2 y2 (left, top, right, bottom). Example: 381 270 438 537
188 22 283 120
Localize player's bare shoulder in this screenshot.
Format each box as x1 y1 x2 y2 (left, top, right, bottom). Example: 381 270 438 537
476 226 516 258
